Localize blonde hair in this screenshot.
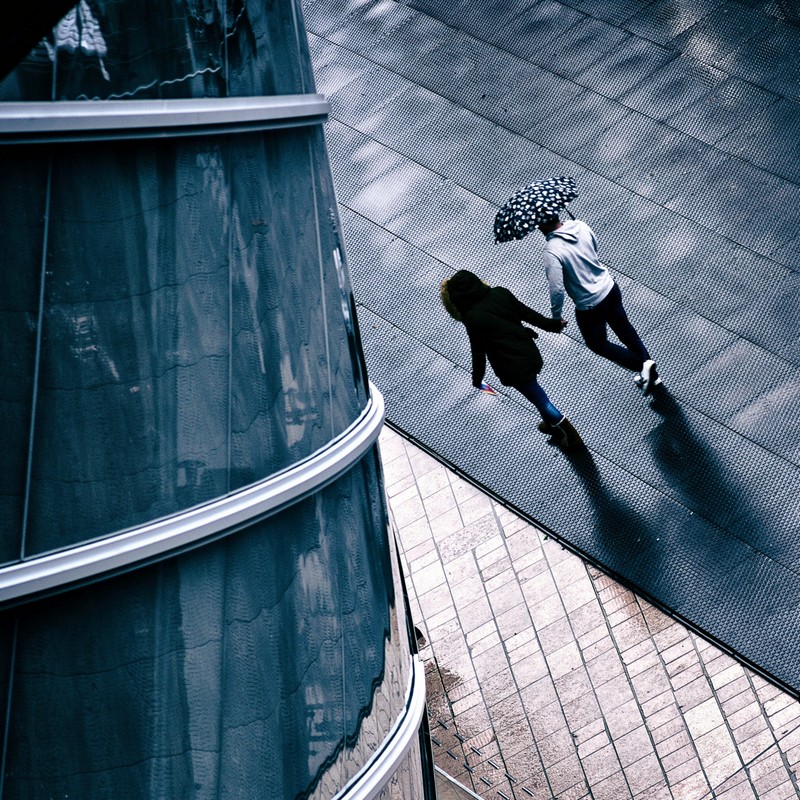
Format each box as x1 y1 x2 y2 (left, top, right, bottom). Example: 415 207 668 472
440 279 462 321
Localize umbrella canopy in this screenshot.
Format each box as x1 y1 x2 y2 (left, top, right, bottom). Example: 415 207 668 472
493 176 578 243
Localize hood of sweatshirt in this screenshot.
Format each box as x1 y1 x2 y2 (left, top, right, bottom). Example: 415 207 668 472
546 220 580 244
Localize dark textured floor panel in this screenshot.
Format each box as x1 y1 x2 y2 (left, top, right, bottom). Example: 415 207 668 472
715 98 800 183
666 77 780 146
310 0 800 693
713 22 800 101
359 307 800 691
312 46 799 350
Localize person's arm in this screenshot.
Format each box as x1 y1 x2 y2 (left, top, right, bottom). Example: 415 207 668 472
509 288 566 333
543 251 565 320
464 325 487 388
544 251 566 319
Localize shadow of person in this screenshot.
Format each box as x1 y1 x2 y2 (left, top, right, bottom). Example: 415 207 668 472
644 384 800 583
643 387 800 684
646 386 745 534
562 446 663 577
561 410 743 636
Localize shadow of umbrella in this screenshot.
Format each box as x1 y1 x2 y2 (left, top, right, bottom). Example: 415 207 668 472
644 386 790 565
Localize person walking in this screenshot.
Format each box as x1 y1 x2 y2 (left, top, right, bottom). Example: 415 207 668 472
538 214 660 394
441 269 583 449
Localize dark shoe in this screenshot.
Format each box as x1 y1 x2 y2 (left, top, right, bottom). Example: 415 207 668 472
555 416 584 449
538 420 568 447
641 360 658 396
537 420 557 436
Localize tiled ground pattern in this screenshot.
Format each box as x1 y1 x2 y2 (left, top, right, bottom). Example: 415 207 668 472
306 0 800 693
380 426 800 800
435 766 484 800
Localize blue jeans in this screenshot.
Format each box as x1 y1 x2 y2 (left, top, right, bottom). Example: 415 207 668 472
513 376 562 426
575 282 650 372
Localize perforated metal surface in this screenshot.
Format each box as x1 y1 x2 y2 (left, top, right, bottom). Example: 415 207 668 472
309 0 800 693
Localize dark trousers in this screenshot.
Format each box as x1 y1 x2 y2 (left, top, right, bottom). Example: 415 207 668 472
513 375 563 426
575 282 650 372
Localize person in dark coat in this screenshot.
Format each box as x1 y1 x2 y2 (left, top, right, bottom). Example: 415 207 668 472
441 269 583 449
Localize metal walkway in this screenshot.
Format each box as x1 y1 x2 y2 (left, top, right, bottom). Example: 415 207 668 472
307 0 800 694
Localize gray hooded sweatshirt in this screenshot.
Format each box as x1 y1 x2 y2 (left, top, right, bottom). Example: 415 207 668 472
543 219 614 319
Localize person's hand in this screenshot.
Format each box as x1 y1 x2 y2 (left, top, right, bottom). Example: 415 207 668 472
557 318 568 331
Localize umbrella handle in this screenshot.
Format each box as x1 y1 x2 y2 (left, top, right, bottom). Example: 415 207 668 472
564 206 575 220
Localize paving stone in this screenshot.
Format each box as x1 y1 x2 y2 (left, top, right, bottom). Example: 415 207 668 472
714 771 757 800
545 752 589 798
580 739 624 785
627 650 662 680
578 726 612 758
494 602 532 642
669 770 712 799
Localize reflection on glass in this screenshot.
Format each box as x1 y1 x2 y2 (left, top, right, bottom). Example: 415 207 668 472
372 745 425 800
311 127 369 426
2 450 409 800
52 1 110 82
0 1 426 798
0 0 315 102
0 154 49 565
0 127 366 557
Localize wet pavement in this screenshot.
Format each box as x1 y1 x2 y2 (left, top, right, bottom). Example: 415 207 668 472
380 425 800 799
305 0 800 796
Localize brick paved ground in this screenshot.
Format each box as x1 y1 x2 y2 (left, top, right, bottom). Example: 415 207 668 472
379 426 800 800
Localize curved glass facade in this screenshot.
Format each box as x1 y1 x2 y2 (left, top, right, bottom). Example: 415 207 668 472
0 0 316 101
2 451 414 799
1 125 367 559
0 2 433 798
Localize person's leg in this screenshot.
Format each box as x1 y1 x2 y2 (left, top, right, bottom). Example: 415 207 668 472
575 284 646 372
603 282 650 368
514 376 562 426
603 282 661 392
514 377 584 448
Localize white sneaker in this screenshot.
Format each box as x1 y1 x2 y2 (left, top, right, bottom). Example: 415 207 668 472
641 360 658 395
633 372 644 388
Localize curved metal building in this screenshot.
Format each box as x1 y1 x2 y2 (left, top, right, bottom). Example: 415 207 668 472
0 2 434 798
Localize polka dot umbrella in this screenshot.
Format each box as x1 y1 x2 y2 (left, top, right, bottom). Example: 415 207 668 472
493 176 578 243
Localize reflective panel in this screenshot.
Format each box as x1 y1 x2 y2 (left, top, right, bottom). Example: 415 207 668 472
372 744 425 800
0 127 366 558
0 0 316 102
311 126 370 426
0 153 48 564
1 449 413 800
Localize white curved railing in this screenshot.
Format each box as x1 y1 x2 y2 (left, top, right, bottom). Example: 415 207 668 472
0 385 385 605
0 94 329 142
334 654 427 800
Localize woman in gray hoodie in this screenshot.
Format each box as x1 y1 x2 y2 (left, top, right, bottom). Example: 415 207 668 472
538 215 659 395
